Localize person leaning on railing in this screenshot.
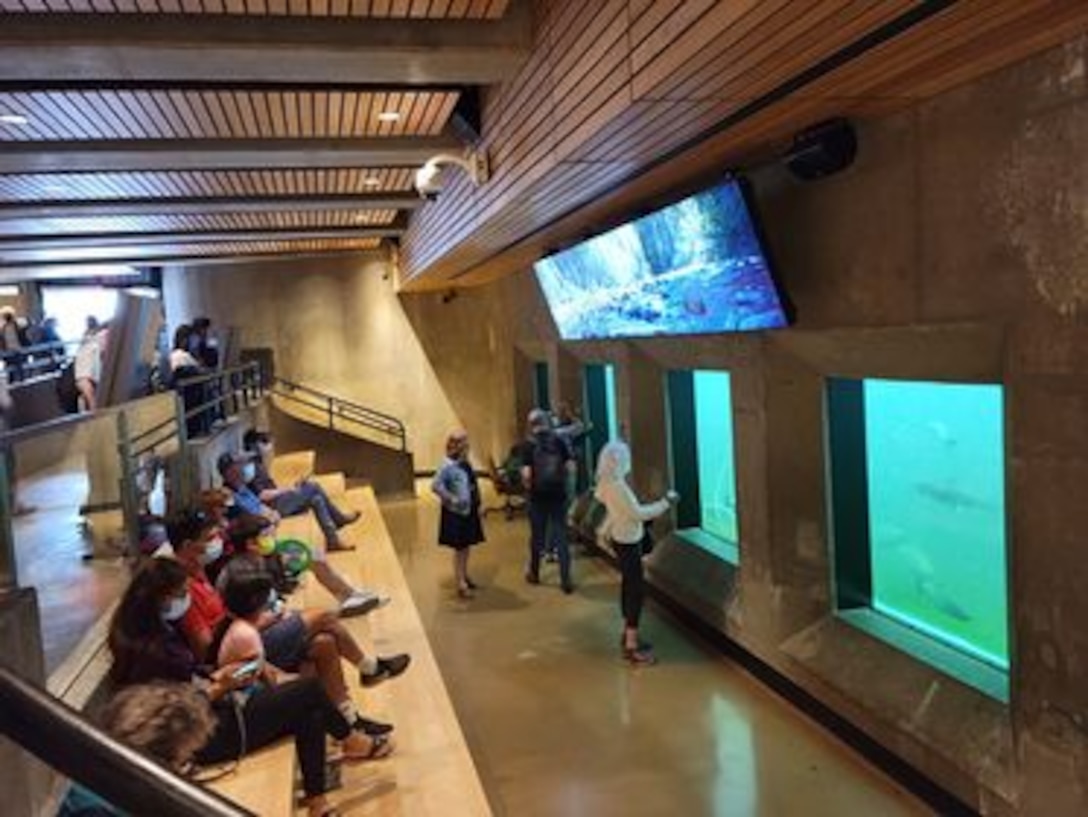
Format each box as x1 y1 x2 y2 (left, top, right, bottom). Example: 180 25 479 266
107 558 396 817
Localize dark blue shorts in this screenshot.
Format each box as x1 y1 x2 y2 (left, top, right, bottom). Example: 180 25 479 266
260 612 309 672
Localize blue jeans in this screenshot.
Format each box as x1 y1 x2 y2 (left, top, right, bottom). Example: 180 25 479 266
528 497 571 587
275 481 349 546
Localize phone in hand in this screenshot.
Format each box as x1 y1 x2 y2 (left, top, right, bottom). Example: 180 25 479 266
231 659 262 681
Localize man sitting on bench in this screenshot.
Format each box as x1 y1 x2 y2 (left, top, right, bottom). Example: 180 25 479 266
217 452 386 616
244 429 361 552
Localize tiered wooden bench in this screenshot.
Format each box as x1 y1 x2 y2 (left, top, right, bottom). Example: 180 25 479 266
208 451 491 816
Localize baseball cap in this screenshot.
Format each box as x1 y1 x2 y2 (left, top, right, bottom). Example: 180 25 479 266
216 450 255 475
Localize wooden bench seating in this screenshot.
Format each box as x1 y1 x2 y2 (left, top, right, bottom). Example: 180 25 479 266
208 455 491 816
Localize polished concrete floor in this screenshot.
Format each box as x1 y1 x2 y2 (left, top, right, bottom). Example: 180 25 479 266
13 459 127 676
381 484 932 817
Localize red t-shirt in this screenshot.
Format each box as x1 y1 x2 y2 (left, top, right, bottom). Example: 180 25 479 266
180 572 226 656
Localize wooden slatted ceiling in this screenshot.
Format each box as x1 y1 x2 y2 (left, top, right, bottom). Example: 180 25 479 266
0 90 459 140
0 237 382 264
400 0 1088 288
1 210 398 234
0 0 508 16
0 168 416 200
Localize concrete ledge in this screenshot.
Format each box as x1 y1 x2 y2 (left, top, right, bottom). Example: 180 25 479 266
779 613 1016 809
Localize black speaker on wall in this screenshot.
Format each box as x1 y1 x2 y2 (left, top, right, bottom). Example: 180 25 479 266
784 118 857 181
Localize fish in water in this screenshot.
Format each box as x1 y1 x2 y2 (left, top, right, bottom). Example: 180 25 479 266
894 543 973 623
914 482 989 512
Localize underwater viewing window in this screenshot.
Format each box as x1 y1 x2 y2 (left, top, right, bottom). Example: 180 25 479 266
533 361 550 412
827 378 1009 698
667 370 739 564
583 363 619 482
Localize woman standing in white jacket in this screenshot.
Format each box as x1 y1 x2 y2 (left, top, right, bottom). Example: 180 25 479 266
594 440 677 665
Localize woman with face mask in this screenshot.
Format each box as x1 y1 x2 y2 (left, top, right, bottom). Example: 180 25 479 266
594 440 679 666
109 559 395 817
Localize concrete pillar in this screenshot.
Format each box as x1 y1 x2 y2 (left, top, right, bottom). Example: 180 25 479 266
0 588 51 817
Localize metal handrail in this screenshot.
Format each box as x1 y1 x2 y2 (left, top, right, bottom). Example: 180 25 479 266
270 376 407 451
0 340 75 383
0 665 253 817
175 362 263 424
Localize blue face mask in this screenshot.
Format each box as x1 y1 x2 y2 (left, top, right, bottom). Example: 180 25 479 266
161 593 192 623
242 463 257 483
200 536 224 565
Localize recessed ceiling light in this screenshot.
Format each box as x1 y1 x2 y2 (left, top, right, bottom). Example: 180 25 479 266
42 183 68 195
0 113 29 126
377 111 400 123
362 177 381 187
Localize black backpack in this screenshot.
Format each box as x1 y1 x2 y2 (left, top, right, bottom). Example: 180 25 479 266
531 431 568 496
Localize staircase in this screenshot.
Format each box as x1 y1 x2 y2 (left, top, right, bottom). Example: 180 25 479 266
268 377 415 498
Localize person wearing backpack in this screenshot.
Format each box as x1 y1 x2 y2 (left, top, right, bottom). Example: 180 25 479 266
519 408 577 593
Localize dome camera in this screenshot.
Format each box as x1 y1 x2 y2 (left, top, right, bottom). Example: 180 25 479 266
414 151 489 201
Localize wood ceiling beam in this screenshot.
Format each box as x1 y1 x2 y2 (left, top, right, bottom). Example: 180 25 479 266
0 249 383 276
0 137 463 174
0 3 531 85
0 226 403 252
0 195 422 221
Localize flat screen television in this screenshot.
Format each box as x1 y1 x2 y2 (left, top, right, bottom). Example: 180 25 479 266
533 178 788 340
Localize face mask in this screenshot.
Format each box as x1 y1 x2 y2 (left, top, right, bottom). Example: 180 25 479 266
256 534 277 557
161 593 191 622
242 463 257 483
200 536 224 565
258 443 273 459
267 588 278 610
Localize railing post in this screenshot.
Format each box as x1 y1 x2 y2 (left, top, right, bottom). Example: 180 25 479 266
173 391 192 511
116 411 141 555
0 446 18 591
328 396 334 431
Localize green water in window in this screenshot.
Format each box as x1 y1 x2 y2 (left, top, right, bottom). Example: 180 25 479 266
603 363 618 441
694 371 738 546
864 379 1009 669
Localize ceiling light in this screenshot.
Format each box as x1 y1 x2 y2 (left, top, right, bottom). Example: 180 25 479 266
362 177 381 187
377 111 400 123
0 113 29 126
42 183 68 195
353 212 370 223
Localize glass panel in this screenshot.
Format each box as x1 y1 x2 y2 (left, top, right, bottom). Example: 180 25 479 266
694 371 737 545
864 379 1008 669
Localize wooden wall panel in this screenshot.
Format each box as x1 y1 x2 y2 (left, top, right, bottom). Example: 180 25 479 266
401 0 1088 289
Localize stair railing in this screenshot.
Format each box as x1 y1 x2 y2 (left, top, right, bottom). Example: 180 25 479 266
270 376 407 452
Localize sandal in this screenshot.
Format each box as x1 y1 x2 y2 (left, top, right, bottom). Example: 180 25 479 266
343 733 393 762
623 646 657 666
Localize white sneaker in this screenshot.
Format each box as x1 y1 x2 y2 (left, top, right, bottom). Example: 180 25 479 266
339 590 390 618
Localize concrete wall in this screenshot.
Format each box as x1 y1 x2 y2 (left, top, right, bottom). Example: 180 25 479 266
158 36 1088 814
162 253 464 470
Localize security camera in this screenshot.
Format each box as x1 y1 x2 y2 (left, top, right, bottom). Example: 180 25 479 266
414 151 489 201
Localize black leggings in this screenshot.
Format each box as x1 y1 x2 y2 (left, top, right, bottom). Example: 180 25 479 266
615 542 644 629
197 677 351 798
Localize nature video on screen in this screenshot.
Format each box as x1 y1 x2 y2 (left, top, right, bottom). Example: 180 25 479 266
534 180 787 340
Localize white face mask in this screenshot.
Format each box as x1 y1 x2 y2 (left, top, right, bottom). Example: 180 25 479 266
242 463 257 483
200 536 224 565
267 588 278 610
161 593 192 622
